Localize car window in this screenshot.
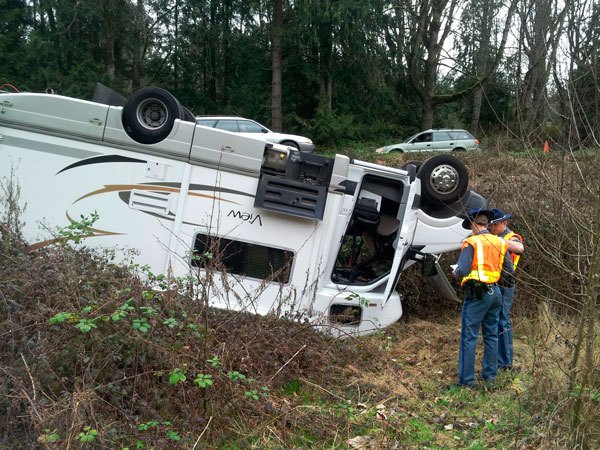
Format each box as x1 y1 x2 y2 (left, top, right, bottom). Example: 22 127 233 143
432 131 451 142
238 120 265 133
214 120 239 132
448 130 474 140
197 119 217 127
414 132 432 143
405 133 419 143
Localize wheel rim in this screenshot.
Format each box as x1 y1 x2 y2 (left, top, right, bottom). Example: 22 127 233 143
429 164 459 195
136 98 168 130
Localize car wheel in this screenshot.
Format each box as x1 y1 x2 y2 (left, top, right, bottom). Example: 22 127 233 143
418 155 468 204
122 87 183 144
391 148 404 153
281 140 300 150
453 147 466 152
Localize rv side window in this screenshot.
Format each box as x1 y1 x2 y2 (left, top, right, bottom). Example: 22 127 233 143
190 234 294 283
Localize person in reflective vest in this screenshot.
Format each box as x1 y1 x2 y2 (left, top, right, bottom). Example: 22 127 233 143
489 208 524 371
453 208 514 387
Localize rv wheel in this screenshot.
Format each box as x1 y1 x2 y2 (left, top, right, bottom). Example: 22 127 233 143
122 87 184 144
418 155 468 204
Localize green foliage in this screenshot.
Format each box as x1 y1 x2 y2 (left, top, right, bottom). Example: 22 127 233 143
207 355 222 367
166 430 181 441
136 420 180 444
284 379 301 395
132 317 150 333
227 371 247 382
76 427 98 443
112 299 135 321
345 292 369 308
570 384 600 403
49 312 74 324
162 317 178 328
168 368 187 385
58 211 99 244
406 417 434 443
74 318 97 333
141 290 156 301
244 386 269 401
140 306 157 316
38 429 60 443
302 108 357 146
193 373 213 388
137 421 159 431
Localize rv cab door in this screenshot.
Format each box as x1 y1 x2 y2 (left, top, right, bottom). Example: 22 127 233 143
380 178 419 307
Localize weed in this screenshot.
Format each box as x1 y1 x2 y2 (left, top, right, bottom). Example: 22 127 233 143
193 373 214 388
58 211 99 244
76 426 98 443
168 368 187 385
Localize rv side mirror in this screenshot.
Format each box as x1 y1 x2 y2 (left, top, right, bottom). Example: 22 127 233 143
421 255 437 277
406 163 417 183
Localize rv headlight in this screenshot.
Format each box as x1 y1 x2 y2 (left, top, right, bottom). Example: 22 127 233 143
263 147 289 171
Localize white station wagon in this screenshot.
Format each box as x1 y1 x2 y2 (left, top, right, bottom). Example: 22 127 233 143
375 128 480 154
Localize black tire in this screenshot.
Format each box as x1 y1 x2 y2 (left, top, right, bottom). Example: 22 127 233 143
122 87 183 144
418 155 468 204
453 147 466 152
281 140 300 150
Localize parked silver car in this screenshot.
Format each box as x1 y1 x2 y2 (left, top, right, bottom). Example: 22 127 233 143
196 116 315 153
375 129 479 154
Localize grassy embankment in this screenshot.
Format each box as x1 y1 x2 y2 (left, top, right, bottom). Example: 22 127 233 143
1 149 598 449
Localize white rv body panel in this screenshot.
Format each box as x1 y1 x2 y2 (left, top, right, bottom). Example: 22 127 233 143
0 87 487 336
411 209 469 254
0 126 186 273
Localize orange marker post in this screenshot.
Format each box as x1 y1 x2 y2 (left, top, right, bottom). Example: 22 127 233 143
543 140 550 153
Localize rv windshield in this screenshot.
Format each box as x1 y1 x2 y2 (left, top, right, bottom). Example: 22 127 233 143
331 176 403 285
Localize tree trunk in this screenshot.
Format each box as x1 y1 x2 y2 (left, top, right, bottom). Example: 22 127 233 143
516 0 568 139
222 0 232 105
271 0 283 131
420 100 435 131
101 0 116 80
131 0 146 91
208 0 218 103
470 87 483 134
408 0 458 130
318 0 333 112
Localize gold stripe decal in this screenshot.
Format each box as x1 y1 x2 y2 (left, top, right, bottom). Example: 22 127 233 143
73 184 239 204
26 212 124 252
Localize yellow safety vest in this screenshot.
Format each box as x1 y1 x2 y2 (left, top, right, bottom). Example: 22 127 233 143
460 234 507 286
505 231 523 270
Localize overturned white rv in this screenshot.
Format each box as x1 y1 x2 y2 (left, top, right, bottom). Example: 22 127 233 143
0 85 486 336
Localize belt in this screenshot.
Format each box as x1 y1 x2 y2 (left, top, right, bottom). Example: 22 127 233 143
466 281 497 286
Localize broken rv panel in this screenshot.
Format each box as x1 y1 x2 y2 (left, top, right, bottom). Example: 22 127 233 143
0 85 486 336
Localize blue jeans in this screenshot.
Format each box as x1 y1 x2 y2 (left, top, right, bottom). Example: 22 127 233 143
459 284 502 386
498 286 515 368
